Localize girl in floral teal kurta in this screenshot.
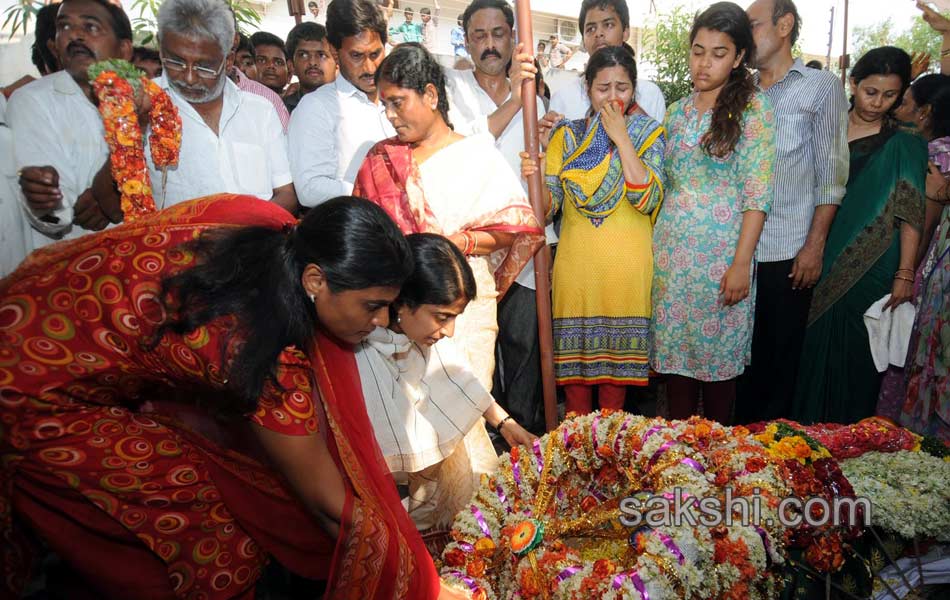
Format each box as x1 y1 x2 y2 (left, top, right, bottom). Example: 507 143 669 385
651 2 776 423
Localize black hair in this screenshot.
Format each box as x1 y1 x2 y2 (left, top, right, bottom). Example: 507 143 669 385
420 7 431 16
375 43 452 128
850 46 912 130
309 1 318 6
157 197 412 415
327 0 388 49
771 0 801 46
535 59 550 100
579 0 630 33
286 22 328 58
805 59 823 70
909 74 950 139
584 45 637 97
908 73 950 110
60 0 133 42
405 7 414 13
236 32 254 55
690 2 758 158
461 0 514 36
32 4 59 75
250 31 288 59
132 46 160 63
929 86 950 140
395 233 476 313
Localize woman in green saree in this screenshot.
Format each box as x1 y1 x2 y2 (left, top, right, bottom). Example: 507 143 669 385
792 47 927 424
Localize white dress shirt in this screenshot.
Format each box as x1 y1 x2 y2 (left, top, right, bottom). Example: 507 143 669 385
7 71 110 246
288 75 395 207
550 75 667 124
148 76 292 208
445 68 552 290
0 94 31 274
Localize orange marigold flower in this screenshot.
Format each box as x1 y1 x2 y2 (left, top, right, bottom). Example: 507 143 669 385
466 558 486 578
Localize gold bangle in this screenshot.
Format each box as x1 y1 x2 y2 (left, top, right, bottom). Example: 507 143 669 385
894 275 914 282
471 232 479 254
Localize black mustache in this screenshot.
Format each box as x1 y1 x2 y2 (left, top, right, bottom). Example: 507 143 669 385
67 41 93 57
480 49 501 60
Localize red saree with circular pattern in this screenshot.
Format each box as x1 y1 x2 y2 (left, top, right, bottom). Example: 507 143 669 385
0 194 439 599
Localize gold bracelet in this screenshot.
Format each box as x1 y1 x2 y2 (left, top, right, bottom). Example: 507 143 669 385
471 232 479 254
894 275 914 282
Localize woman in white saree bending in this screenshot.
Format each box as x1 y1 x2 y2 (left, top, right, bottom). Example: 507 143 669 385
356 234 536 540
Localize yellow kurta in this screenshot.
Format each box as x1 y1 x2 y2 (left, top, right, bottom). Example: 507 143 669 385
546 113 665 385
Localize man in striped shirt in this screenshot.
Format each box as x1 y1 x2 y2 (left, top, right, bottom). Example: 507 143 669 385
737 0 849 422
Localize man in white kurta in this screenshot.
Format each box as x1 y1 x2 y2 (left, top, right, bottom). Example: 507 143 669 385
0 94 31 276
445 0 549 435
152 0 295 210
548 0 666 123
147 76 292 208
8 0 134 248
288 0 394 207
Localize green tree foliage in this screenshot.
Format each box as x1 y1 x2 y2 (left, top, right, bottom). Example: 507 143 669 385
1 0 45 39
852 15 944 68
130 0 262 46
2 0 262 45
642 6 694 106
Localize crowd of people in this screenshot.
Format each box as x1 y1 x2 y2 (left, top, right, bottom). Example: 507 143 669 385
0 0 949 597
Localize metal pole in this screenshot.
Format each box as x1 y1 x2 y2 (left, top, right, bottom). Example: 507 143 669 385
514 0 559 432
826 6 835 70
840 0 850 84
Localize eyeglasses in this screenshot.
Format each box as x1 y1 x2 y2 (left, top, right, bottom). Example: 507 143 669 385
160 57 225 80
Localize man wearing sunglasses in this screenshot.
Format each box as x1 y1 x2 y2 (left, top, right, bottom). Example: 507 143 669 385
152 0 297 212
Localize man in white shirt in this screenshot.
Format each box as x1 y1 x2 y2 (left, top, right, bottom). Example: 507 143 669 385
153 0 295 211
9 0 133 247
421 1 440 54
289 0 394 207
445 0 548 435
547 34 573 69
548 0 666 123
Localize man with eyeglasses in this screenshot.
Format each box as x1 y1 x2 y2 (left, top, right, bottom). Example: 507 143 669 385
7 0 132 248
250 31 291 96
151 0 297 212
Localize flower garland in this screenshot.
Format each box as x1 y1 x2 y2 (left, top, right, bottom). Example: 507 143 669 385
88 59 181 221
839 450 950 541
441 413 789 600
793 417 920 460
752 421 862 574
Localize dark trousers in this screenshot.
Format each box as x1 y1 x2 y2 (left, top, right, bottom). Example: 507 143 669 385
491 282 545 434
735 259 813 423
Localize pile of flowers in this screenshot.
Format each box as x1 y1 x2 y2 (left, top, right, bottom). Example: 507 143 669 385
441 413 788 599
443 413 950 599
89 59 181 220
839 450 950 541
791 418 920 460
751 421 863 574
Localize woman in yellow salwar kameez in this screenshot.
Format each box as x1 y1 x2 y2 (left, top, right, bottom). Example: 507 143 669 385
527 45 665 415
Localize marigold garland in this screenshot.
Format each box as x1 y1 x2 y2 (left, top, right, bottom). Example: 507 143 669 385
442 414 950 599
88 59 181 221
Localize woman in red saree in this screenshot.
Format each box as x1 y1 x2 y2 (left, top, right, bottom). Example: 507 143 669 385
0 194 451 599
